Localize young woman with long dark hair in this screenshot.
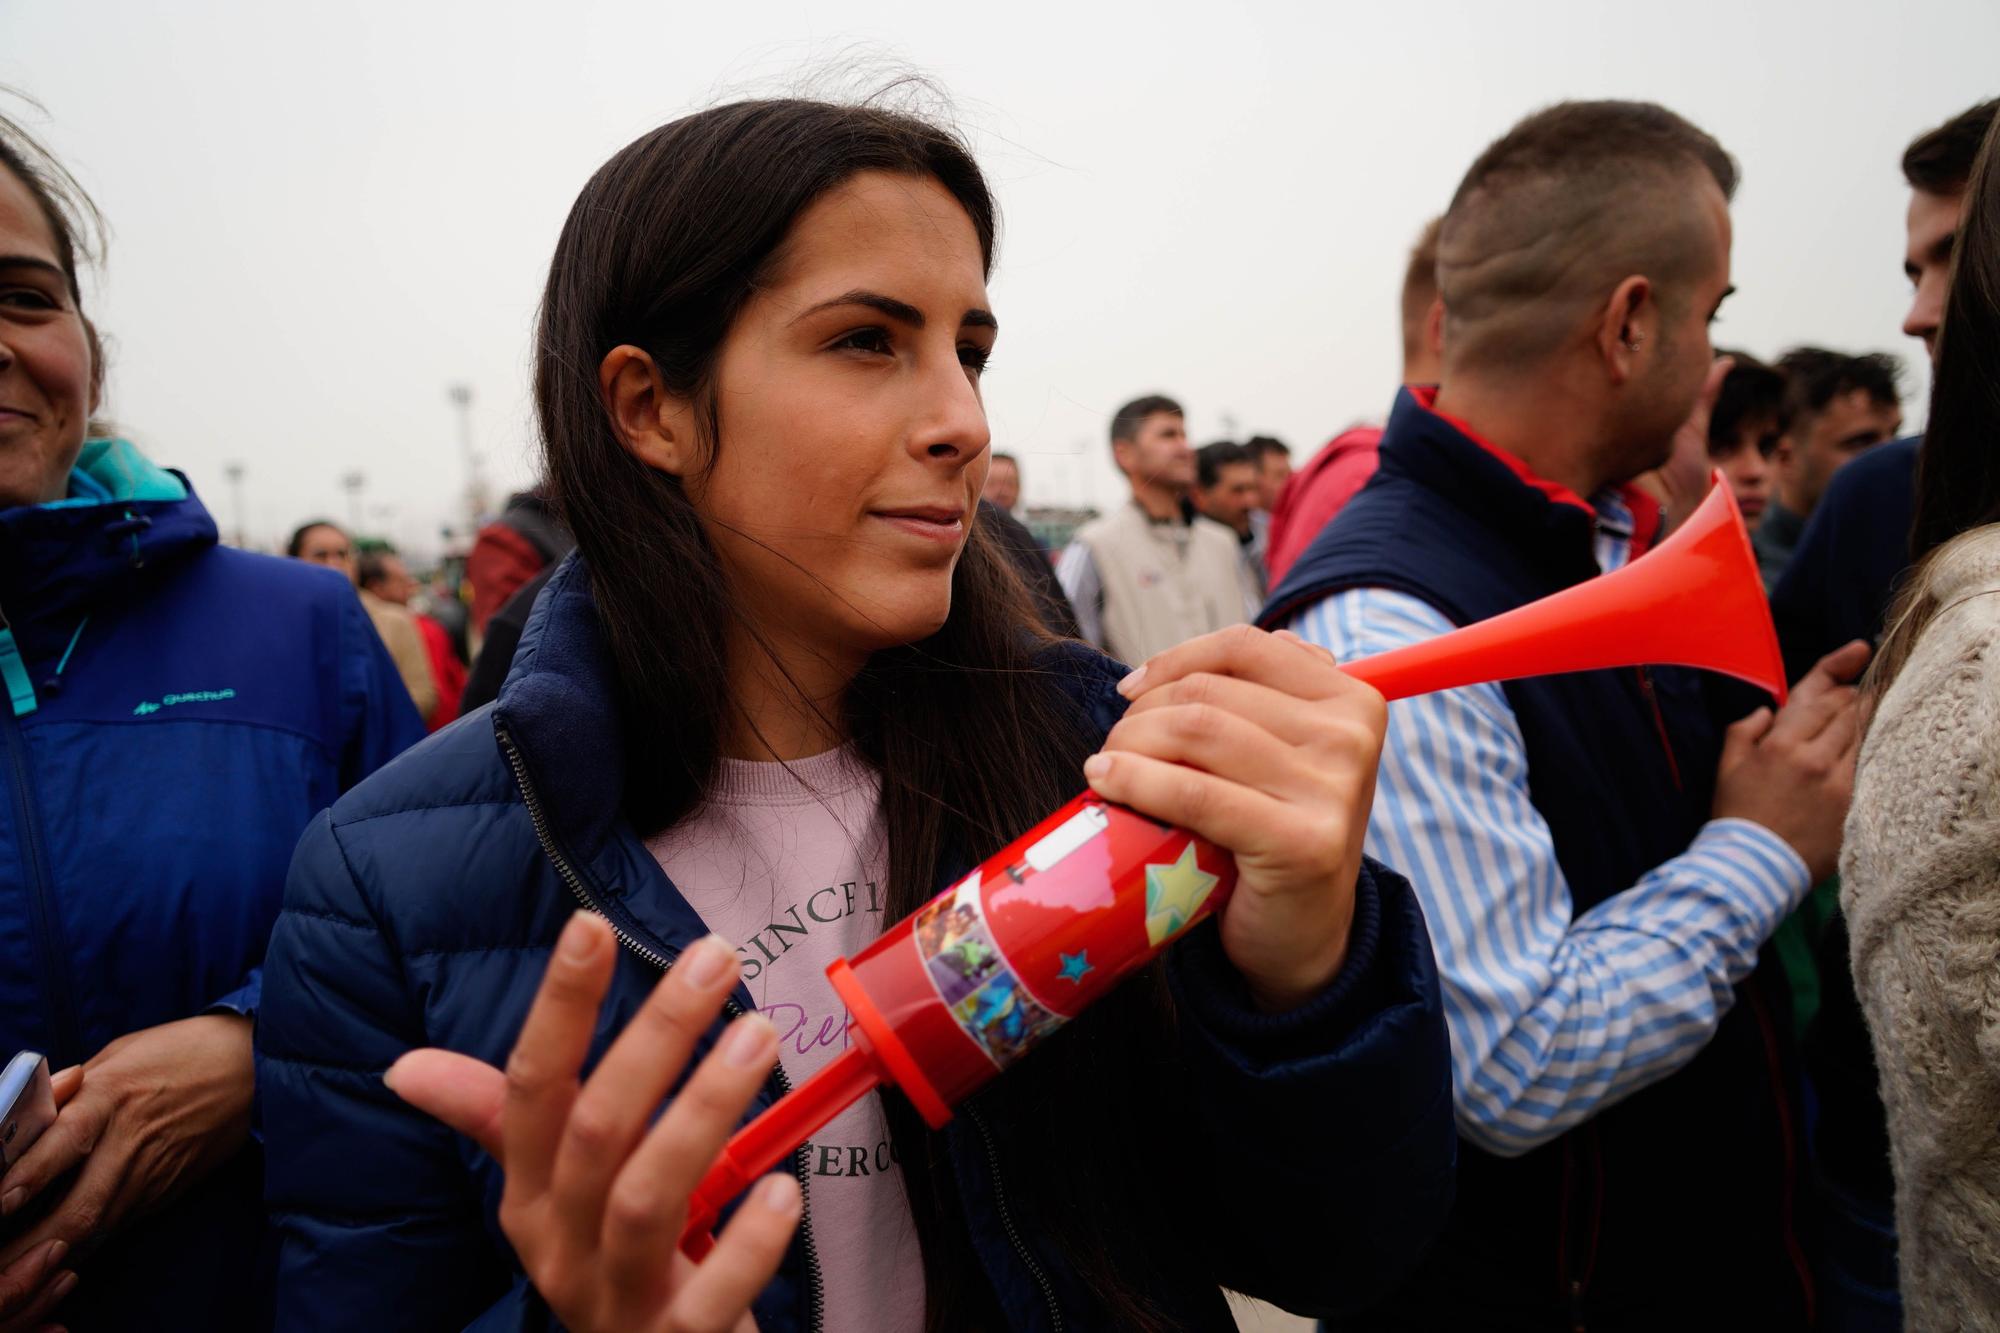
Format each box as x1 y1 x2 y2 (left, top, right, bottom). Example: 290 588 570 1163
1838 111 2000 1326
256 96 1453 1333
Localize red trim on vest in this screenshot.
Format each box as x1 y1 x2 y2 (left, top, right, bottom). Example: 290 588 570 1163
1409 386 1597 516
1616 484 1664 560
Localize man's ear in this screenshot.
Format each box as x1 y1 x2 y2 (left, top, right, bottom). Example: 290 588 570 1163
1423 295 1445 359
1110 437 1135 478
1597 276 1653 386
600 344 697 476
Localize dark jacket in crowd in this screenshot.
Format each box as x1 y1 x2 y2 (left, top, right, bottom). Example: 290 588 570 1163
1770 436 1920 680
979 498 1081 638
257 555 1456 1332
1262 390 1813 1330
458 563 553 714
466 489 573 636
0 439 424 1332
1769 434 1922 1317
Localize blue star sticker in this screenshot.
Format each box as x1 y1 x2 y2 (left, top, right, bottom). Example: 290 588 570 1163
1057 949 1094 984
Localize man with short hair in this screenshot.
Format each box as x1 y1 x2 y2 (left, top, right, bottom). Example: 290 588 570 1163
983 450 1023 515
1192 439 1267 598
1266 217 1445 583
1706 350 1788 530
1752 347 1903 586
1773 98 1997 674
1057 395 1255 663
1265 101 1865 1328
356 548 437 723
1243 435 1290 514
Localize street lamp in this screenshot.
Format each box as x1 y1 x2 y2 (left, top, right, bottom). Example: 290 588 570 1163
221 461 247 549
340 470 367 533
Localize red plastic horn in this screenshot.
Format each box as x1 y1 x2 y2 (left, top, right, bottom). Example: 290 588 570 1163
1341 478 1787 706
677 476 1783 1255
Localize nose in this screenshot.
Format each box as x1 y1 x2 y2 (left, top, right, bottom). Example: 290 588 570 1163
910 352 991 467
1904 280 1942 343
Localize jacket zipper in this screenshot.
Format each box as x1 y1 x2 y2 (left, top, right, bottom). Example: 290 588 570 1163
966 1102 1064 1333
0 620 83 1068
496 725 825 1331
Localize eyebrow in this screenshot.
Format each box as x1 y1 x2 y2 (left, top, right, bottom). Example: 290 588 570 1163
0 254 65 280
791 288 998 333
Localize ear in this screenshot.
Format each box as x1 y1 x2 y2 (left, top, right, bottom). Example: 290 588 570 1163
1423 295 1445 358
599 344 697 477
1110 437 1135 477
1596 276 1653 386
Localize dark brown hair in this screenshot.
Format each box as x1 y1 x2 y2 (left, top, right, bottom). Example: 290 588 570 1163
534 96 1188 1331
1774 346 1903 425
1439 101 1737 370
0 93 107 412
1109 393 1183 446
1874 111 2000 693
1902 99 1999 196
1706 350 1788 457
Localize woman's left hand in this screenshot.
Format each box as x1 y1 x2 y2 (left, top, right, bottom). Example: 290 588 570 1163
1086 625 1386 1013
0 1015 255 1275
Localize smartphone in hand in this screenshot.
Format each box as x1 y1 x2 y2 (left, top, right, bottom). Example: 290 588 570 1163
0 1051 55 1171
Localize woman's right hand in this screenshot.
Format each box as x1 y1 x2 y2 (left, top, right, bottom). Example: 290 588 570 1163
385 915 800 1333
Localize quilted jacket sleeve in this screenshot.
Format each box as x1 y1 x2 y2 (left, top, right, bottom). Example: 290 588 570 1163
258 810 525 1331
1165 856 1455 1318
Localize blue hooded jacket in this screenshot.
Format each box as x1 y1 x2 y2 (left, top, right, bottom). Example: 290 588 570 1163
257 554 1456 1332
0 440 425 1331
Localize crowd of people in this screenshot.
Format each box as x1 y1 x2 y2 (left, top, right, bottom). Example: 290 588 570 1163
0 75 1997 1333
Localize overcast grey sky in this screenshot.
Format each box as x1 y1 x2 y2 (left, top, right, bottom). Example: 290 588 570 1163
4 0 1994 557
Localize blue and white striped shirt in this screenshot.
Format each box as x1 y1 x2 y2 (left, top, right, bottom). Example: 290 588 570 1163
1285 490 1809 1158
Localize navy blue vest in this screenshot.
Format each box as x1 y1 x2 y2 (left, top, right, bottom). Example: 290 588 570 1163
1263 390 1810 1330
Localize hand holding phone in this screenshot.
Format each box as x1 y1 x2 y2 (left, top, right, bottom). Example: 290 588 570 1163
0 1054 54 1174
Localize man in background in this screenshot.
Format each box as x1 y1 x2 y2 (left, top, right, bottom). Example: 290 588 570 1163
1265 217 1444 584
1266 100 1863 1328
1192 439 1268 598
1752 347 1902 587
356 548 438 725
983 450 1024 516
1773 98 1997 673
1057 395 1255 664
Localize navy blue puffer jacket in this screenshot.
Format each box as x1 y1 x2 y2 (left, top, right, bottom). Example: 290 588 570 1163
257 556 1455 1332
0 439 425 1331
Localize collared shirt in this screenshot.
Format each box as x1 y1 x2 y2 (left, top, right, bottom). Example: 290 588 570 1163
1286 487 1810 1156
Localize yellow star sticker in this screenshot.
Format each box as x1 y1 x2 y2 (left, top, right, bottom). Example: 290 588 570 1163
1144 842 1220 946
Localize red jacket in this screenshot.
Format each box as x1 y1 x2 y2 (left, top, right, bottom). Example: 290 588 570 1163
1265 425 1383 586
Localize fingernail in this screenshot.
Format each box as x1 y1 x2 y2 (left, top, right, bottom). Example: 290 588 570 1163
1083 754 1111 782
1 1187 21 1216
50 1270 77 1300
681 935 733 988
558 912 600 962
721 1016 775 1067
1116 666 1147 697
756 1173 801 1214
381 1059 403 1094
40 1240 66 1269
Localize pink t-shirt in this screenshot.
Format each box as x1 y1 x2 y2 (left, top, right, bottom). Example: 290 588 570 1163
645 746 924 1333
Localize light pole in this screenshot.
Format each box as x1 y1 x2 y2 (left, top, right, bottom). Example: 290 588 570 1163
448 383 486 534
221 461 247 549
340 470 367 533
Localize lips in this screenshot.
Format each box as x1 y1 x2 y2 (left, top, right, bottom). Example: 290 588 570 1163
874 505 964 524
